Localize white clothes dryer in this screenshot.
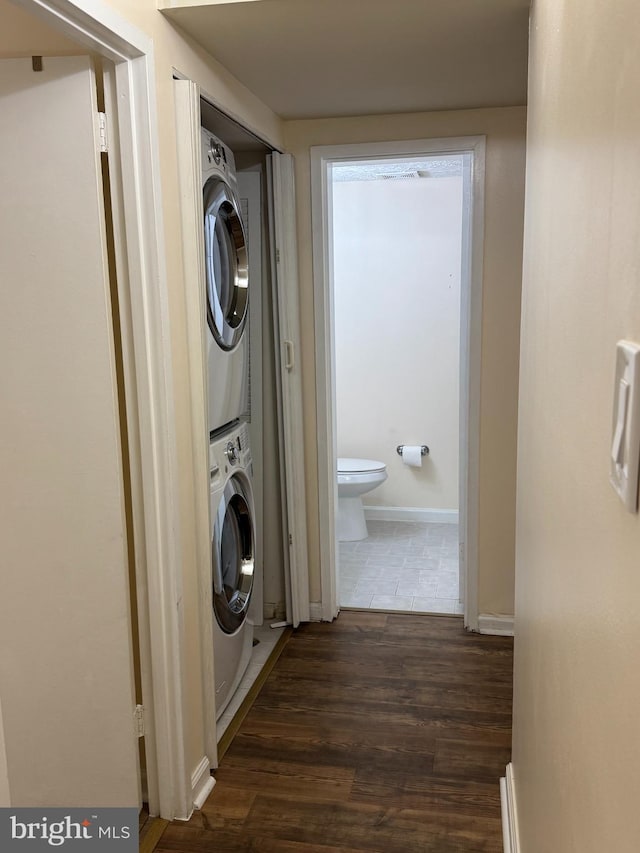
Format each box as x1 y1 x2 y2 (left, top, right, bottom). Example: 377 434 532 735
202 128 249 434
209 421 255 720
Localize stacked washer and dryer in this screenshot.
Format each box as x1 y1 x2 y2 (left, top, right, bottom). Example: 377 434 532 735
201 128 257 722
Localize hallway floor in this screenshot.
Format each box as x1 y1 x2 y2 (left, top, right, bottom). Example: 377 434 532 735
339 520 462 614
156 611 513 852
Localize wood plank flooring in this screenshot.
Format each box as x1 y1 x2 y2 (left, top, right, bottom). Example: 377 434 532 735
157 611 513 852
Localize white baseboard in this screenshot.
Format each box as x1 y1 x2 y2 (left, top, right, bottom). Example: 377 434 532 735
500 763 520 853
364 506 459 524
191 755 215 810
478 614 514 636
309 602 323 622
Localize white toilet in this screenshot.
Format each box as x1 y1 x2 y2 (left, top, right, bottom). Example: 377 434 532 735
336 457 387 541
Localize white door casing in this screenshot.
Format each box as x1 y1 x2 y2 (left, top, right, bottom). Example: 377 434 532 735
310 137 486 630
101 56 160 812
173 77 219 772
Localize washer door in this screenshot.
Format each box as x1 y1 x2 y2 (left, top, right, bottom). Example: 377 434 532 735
203 177 249 352
212 474 255 634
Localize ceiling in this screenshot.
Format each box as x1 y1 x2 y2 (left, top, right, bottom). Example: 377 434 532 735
161 0 530 120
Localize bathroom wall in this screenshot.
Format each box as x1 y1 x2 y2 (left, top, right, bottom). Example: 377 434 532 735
284 106 526 617
333 174 462 513
512 0 640 849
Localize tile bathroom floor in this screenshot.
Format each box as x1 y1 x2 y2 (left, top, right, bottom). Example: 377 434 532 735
339 520 463 615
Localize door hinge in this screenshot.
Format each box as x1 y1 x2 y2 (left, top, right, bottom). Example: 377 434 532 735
276 248 281 264
97 111 108 154
134 704 145 738
289 533 293 546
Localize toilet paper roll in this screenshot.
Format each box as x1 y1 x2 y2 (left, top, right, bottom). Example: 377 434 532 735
401 445 423 468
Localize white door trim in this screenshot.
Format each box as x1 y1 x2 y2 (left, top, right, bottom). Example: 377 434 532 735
173 78 218 769
500 763 521 853
310 136 486 630
16 0 191 819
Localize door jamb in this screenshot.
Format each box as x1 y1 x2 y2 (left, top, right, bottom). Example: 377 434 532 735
16 0 192 819
310 136 486 631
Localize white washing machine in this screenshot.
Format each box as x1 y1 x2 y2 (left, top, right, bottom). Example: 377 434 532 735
201 128 249 434
210 421 255 720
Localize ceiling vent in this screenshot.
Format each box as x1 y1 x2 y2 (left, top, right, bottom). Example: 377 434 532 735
379 171 420 180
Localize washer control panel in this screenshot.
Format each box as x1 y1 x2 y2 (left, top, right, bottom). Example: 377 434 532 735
210 423 252 478
225 441 238 465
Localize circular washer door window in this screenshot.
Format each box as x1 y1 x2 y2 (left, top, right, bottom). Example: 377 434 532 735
203 177 249 351
212 476 255 634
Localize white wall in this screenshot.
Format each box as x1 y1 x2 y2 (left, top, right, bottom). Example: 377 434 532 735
512 0 640 849
333 175 462 511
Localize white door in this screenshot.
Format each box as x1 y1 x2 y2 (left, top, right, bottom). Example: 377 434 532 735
237 169 264 626
0 56 140 807
267 153 310 627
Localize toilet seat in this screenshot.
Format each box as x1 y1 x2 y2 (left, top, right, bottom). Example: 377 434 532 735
336 458 387 541
337 457 386 475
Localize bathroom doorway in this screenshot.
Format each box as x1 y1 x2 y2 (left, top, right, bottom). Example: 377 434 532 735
310 137 486 628
333 156 462 614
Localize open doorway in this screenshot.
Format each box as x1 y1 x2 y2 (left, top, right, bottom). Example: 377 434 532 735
311 136 486 629
332 155 463 614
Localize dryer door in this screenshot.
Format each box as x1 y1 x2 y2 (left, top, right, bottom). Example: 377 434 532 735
212 474 255 634
203 177 249 351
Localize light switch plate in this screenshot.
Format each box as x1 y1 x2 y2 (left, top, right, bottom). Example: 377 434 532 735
610 341 640 512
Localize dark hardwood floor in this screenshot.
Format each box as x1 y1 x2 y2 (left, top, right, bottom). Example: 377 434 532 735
157 611 513 852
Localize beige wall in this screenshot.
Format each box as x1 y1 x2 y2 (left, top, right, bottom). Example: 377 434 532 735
284 107 526 613
333 175 462 511
0 0 80 55
512 0 640 849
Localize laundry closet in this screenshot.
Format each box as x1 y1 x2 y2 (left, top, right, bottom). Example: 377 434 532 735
0 0 315 820
173 80 307 756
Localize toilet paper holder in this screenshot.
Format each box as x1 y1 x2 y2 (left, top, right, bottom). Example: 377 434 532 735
397 445 429 457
